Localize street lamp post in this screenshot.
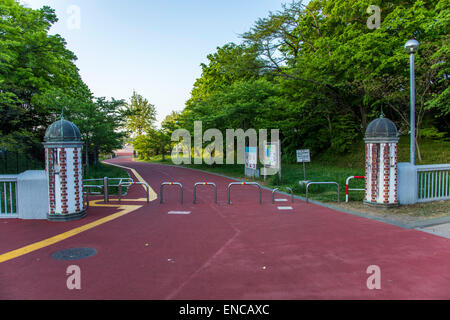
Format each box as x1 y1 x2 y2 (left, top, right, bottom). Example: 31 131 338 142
404 39 420 165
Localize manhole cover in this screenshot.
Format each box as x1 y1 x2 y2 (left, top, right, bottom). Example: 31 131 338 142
51 248 97 261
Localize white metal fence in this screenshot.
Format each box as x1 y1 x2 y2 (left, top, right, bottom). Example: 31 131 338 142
0 175 18 217
417 164 450 203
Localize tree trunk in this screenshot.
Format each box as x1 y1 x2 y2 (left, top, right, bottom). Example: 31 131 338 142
94 149 98 165
85 142 89 173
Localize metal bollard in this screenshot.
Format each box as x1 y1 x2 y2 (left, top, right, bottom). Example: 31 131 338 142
160 182 183 204
193 182 217 204
103 177 109 203
227 182 262 205
305 181 340 203
272 187 294 204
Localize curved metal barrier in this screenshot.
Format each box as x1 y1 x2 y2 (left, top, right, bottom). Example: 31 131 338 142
345 176 365 202
84 177 134 203
193 182 217 204
227 182 262 205
305 181 340 203
83 185 103 209
272 187 294 204
160 182 183 204
118 181 150 203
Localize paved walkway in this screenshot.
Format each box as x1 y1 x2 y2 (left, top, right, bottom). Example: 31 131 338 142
0 158 449 299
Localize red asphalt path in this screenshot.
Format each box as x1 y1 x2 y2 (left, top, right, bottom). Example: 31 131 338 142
0 157 449 299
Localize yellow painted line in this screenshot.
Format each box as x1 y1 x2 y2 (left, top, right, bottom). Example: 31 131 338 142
102 161 158 201
0 204 142 264
89 199 149 206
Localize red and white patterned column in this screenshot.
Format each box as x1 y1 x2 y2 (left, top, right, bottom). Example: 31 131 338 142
364 142 399 207
60 148 68 214
47 148 56 215
73 148 81 212
371 143 378 203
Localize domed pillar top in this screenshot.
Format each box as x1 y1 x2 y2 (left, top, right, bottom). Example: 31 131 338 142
43 117 85 221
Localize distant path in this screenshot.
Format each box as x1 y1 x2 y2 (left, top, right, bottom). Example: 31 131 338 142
0 157 449 299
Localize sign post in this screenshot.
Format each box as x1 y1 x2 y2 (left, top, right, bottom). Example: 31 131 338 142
296 149 311 181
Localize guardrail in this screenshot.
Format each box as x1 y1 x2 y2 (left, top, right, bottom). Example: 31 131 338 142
193 182 217 204
83 185 103 209
305 181 340 203
0 175 18 217
272 187 294 204
83 177 134 204
345 176 365 202
160 182 183 204
417 164 450 203
228 182 262 205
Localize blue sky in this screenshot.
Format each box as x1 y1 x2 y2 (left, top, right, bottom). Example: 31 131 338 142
20 0 286 125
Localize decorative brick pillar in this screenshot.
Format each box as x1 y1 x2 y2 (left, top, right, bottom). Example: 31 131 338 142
43 119 86 221
364 114 399 208
74 148 81 212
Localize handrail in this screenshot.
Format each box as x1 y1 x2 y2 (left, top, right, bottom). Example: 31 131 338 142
305 181 340 203
0 175 18 182
272 187 294 204
83 185 103 209
416 164 450 172
227 182 262 205
160 182 183 204
193 182 217 204
345 176 365 203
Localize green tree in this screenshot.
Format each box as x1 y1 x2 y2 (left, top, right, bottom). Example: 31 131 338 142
0 0 81 155
124 91 157 136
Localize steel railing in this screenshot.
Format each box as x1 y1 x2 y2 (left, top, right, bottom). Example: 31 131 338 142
305 181 340 203
228 182 262 205
160 182 183 204
83 177 134 204
272 187 294 204
345 176 365 202
193 182 217 204
119 181 150 203
417 164 450 203
0 175 18 216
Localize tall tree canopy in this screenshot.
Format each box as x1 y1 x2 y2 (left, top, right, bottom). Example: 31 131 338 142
123 91 157 137
0 0 125 164
175 0 449 161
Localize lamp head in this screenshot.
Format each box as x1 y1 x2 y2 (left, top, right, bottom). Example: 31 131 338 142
405 39 420 54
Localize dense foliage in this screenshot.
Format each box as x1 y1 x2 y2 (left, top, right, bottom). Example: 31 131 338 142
0 0 125 165
163 0 449 162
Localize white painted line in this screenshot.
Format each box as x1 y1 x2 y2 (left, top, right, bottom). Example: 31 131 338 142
168 211 191 215
277 206 293 211
274 199 288 202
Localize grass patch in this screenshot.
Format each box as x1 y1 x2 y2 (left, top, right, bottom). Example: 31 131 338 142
85 162 129 180
334 200 450 222
84 162 130 196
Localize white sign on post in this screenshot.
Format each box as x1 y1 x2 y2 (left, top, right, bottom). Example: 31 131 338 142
297 149 310 181
296 149 311 163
